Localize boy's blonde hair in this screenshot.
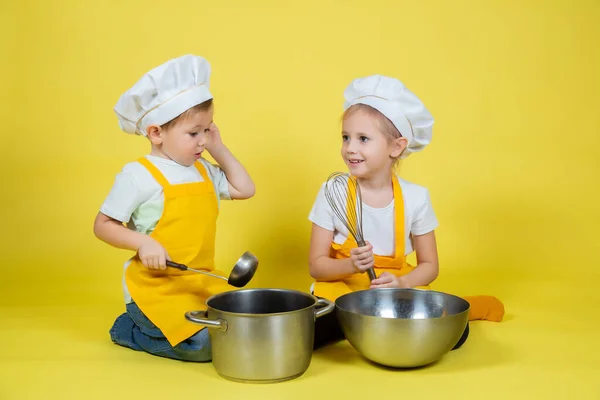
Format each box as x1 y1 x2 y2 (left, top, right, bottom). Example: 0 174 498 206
161 99 214 130
342 103 405 165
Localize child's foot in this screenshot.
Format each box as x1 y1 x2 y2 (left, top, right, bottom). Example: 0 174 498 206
462 295 505 322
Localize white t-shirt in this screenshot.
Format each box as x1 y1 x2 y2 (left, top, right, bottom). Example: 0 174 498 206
99 155 231 303
308 176 438 257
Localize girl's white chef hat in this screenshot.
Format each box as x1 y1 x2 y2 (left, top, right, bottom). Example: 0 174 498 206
343 75 434 158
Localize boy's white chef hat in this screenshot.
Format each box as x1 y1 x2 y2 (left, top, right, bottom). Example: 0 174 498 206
114 55 213 136
343 75 434 158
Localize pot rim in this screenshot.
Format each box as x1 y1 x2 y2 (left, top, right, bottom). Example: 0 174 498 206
335 288 470 320
202 287 322 317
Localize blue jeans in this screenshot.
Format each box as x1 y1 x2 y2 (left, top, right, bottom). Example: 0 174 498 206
109 302 212 362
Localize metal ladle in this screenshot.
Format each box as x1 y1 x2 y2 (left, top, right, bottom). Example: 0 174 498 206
166 251 258 288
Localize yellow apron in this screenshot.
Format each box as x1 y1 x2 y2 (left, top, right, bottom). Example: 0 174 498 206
313 174 430 302
125 157 232 347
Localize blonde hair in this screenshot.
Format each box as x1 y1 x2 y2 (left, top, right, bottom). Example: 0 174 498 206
342 103 404 166
160 99 214 130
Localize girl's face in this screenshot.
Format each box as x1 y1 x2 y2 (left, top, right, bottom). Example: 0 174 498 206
341 109 405 179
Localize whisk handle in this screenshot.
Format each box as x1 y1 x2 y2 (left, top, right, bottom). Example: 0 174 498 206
356 239 378 281
366 267 377 281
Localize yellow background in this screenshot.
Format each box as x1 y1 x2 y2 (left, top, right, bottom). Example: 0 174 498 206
1 0 599 398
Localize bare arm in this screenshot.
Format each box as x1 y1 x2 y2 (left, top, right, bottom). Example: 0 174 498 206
308 223 357 281
93 212 169 270
371 230 439 288
93 212 148 251
404 230 439 287
206 124 255 200
209 144 255 200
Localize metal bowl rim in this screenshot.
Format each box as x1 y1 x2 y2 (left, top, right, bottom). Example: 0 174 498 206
335 288 470 320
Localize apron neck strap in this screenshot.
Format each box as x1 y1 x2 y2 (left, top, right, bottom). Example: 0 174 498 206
391 174 405 259
342 173 405 258
137 157 170 188
193 160 210 183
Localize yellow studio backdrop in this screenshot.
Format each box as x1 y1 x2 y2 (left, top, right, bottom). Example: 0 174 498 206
1 0 599 398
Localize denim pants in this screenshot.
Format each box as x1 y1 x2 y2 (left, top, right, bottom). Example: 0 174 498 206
109 302 212 362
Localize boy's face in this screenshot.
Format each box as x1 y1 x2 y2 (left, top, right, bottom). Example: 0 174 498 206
156 106 214 167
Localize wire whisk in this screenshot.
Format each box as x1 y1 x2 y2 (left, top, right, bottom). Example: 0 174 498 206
324 172 377 281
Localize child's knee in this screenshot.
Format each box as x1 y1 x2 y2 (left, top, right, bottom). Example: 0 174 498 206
109 312 143 351
173 329 212 362
125 302 165 338
109 312 131 341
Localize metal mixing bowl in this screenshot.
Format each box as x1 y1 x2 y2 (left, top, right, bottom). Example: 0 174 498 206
336 288 469 368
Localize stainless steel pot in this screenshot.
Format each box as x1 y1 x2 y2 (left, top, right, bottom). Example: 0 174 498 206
185 288 334 383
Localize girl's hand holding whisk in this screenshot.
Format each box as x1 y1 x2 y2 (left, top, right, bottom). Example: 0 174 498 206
350 241 375 273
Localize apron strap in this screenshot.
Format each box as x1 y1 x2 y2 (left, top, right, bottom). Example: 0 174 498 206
193 161 218 205
137 157 170 188
193 160 211 186
391 175 405 258
340 174 406 259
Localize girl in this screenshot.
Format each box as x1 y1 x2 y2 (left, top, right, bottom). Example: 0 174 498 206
94 55 255 361
308 75 504 349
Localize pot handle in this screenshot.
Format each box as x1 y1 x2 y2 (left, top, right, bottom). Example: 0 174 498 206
185 310 228 332
314 298 335 318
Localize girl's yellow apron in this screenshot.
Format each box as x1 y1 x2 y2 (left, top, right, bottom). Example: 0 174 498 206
312 175 505 322
313 174 430 301
125 157 232 347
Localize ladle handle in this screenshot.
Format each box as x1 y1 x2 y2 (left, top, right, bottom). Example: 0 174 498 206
166 261 228 282
166 260 187 271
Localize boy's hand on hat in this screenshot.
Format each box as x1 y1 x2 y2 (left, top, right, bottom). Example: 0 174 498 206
205 122 224 154
138 237 171 270
350 241 374 273
369 272 409 289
